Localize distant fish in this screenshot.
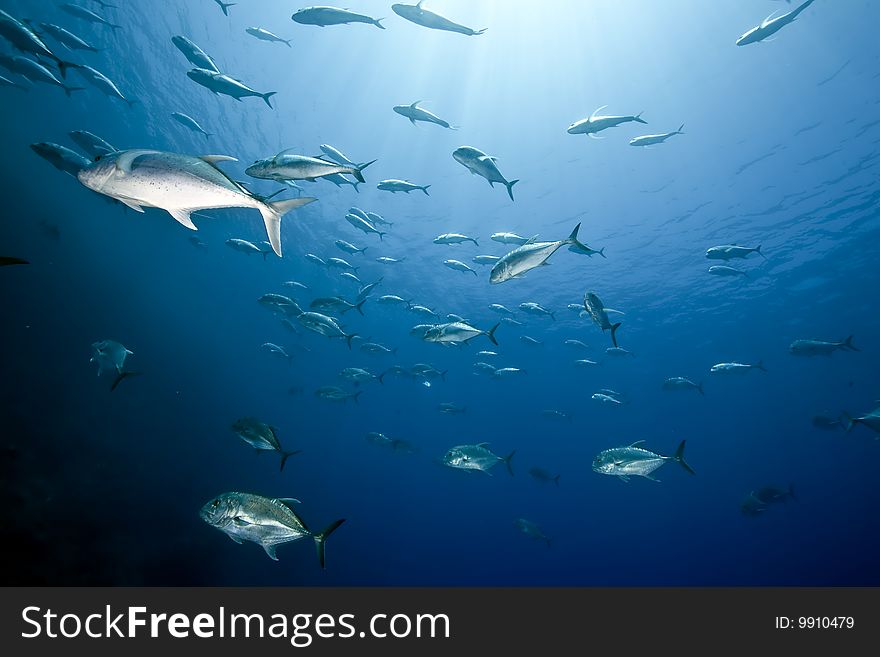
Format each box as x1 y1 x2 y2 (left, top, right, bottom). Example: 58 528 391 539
662 377 704 395
340 367 382 385
226 238 263 255
393 100 457 128
444 259 477 276
736 0 816 46
514 518 551 546
441 443 514 476
90 339 132 376
582 291 622 347
488 304 514 315
490 224 590 284
376 256 405 264
568 106 646 138
261 342 292 363
291 6 385 29
593 440 695 482
335 239 367 255
172 112 212 138
521 335 543 346
37 22 101 52
438 402 466 415
310 296 365 316
473 255 500 265
493 367 527 378
789 336 858 357
0 56 82 96
367 432 416 453
710 361 766 374
246 26 291 47
360 342 396 355
323 173 360 191
171 36 219 72
519 302 554 320
629 125 685 147
573 359 599 368
491 232 537 245
315 386 362 403
30 142 90 177
69 130 116 159
424 322 499 346
345 213 386 240
564 339 589 349
282 280 309 291
187 68 277 108
248 150 376 181
230 417 300 471
705 244 765 260
377 179 431 195
70 63 135 106
453 146 518 201
320 144 370 169
473 362 497 376
741 485 796 516
297 312 358 348
391 2 486 36
592 393 622 406
606 347 634 357
77 150 316 257
60 4 121 30
434 233 478 246
708 265 748 277
365 211 393 227
842 404 880 436
0 10 77 74
528 467 561 486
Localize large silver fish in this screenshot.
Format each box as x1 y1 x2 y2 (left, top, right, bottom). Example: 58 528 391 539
789 336 858 357
583 291 621 347
187 68 277 107
30 142 90 177
423 321 499 345
452 146 518 200
76 149 316 256
736 0 816 46
246 150 375 182
291 6 385 29
490 224 590 284
567 105 646 138
592 440 695 482
200 492 345 567
393 100 457 128
392 2 487 36
441 443 514 476
297 312 358 348
230 417 301 471
171 36 219 72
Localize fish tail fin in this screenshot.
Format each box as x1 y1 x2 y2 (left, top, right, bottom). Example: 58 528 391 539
553 475 560 486
352 159 377 183
110 23 123 30
279 450 302 472
110 370 140 392
474 28 488 35
844 335 859 351
698 381 705 396
261 91 277 108
755 360 767 372
421 185 431 195
567 222 592 253
677 124 685 134
840 412 855 432
634 112 647 124
355 300 366 316
788 484 797 502
259 197 317 257
345 333 357 349
487 323 500 346
373 18 385 29
505 179 519 201
502 450 515 476
313 519 346 569
672 440 695 475
597 247 606 258
378 370 386 385
441 370 448 381
63 85 85 97
610 322 621 348
56 59 78 79
755 244 767 259
353 391 363 404
379 231 386 241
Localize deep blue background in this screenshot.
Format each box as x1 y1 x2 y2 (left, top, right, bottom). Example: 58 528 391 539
1 0 878 585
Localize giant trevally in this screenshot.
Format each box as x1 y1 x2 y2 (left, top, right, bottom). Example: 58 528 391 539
0 9 76 75
423 321 499 346
77 150 316 256
247 150 375 182
441 443 514 476
246 27 291 47
490 224 591 283
292 6 385 29
200 492 345 567
172 112 212 138
434 233 478 246
710 361 766 374
519 302 555 320
69 130 116 159
315 386 363 403
335 239 367 255
171 36 219 72
310 296 365 316
789 337 858 357
393 100 457 128
592 440 695 482
444 259 477 276
297 312 358 348
258 293 302 317
736 0 816 46
90 339 132 376
842 404 880 436
320 144 369 169
230 417 301 471
214 0 236 16
705 244 765 260
567 106 647 138
30 142 90 177
60 4 121 29
491 232 537 246
582 291 622 347
187 68 277 107
377 179 431 195
0 56 82 96
345 213 386 239
514 518 551 546
629 125 685 147
452 146 518 200
37 22 100 52
392 2 487 36
662 377 704 395
70 63 135 106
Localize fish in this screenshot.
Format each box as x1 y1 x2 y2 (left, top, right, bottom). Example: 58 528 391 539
171 36 219 72
360 342 397 355
708 265 748 277
493 367 527 378
258 293 302 316
0 55 82 96
473 362 497 375
37 22 100 52
200 492 345 567
606 347 634 357
90 339 132 376
69 64 134 106
521 336 543 346
0 256 29 266
297 312 358 348
477 351 498 358
246 27 291 47
754 485 797 505
528 467 561 486
502 317 524 326
567 242 606 258
230 417 300 471
187 68 277 108
491 232 538 245
491 224 591 283
663 377 704 395
322 173 360 191
629 125 685 147
261 342 292 363
473 255 500 265
706 244 765 260
452 146 519 200
327 256 358 273
592 440 695 482
736 0 816 46
69 130 116 159
310 296 365 316
77 150 316 257
444 259 477 276
393 100 457 128
340 272 362 285
367 432 416 453
172 112 212 138
214 0 236 16
488 304 514 315
592 393 622 405
377 179 431 195
365 211 393 227
340 367 382 385
0 73 26 90
291 6 385 29
346 213 386 239
438 402 466 415
842 404 880 435
305 253 328 267
574 359 599 368
812 414 844 431
335 239 367 255
441 443 515 476
582 291 622 347
789 336 858 356
376 256 405 264
391 2 487 36
282 281 309 291
315 386 363 403
434 233 478 246
60 4 122 29
423 322 499 346
411 363 447 380
30 142 90 177
227 238 264 255
519 302 555 320
710 362 767 374
568 106 647 138
247 150 376 182
410 305 438 317
320 144 369 169
377 294 412 306
514 518 551 546
0 10 76 74
564 339 589 349
356 278 383 301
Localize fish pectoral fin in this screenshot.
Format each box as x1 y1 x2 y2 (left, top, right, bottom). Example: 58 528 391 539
198 154 238 167
227 534 244 544
618 475 630 483
628 440 646 447
116 198 145 213
643 474 661 483
232 517 251 527
168 208 198 230
115 149 160 174
262 543 279 561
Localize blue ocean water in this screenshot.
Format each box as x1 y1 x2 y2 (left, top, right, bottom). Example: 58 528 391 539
1 0 879 586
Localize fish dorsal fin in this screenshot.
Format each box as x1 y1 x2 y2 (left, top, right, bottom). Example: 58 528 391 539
525 235 539 244
410 100 422 109
761 9 782 28
417 0 425 7
590 104 608 120
168 209 198 230
476 442 490 448
278 497 302 506
199 154 237 165
116 149 160 174
629 440 646 447
477 155 497 163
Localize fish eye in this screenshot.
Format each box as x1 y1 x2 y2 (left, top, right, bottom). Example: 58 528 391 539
211 499 220 508
94 155 103 162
